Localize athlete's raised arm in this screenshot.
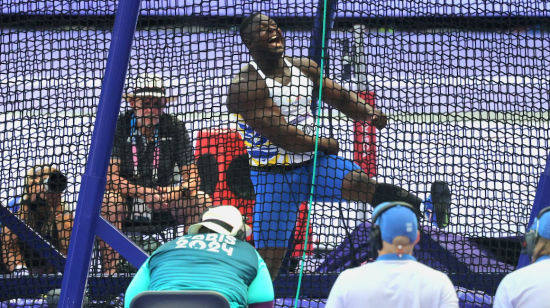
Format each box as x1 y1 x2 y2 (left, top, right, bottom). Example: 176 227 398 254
297 57 387 129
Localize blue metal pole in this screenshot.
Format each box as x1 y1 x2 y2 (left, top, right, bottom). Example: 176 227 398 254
287 0 339 273
308 0 338 115
58 0 143 306
95 217 149 267
308 0 338 66
517 151 550 268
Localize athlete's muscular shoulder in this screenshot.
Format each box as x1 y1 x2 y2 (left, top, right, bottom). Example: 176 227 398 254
226 63 269 113
289 57 322 86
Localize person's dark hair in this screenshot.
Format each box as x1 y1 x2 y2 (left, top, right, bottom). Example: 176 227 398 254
240 12 263 40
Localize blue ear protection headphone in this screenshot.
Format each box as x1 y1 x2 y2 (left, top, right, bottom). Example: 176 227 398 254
522 206 550 257
201 205 248 241
369 201 420 259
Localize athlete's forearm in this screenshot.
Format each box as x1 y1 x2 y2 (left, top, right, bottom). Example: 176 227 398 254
267 125 335 154
323 86 375 122
304 58 378 122
269 125 316 152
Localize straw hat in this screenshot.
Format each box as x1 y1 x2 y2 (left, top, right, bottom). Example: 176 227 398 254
123 73 177 102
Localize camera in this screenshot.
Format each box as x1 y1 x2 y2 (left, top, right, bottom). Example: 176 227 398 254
42 170 68 193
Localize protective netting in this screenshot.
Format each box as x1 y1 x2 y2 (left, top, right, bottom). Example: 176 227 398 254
1 1 549 307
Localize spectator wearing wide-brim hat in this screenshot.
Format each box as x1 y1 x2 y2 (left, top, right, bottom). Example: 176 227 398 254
122 73 178 103
98 72 212 274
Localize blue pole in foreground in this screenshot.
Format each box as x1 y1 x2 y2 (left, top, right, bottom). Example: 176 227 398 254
58 0 143 306
308 0 338 66
517 151 550 269
308 0 338 115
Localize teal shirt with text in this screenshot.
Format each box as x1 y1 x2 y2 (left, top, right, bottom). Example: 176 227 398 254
124 233 274 308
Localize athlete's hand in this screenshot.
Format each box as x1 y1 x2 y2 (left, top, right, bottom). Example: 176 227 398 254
319 137 340 156
371 109 387 130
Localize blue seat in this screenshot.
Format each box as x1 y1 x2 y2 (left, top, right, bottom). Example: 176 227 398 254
130 291 230 308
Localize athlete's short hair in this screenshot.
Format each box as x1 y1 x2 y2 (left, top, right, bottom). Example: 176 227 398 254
240 12 263 40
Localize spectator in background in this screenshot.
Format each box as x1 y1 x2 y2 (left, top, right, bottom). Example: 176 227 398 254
1 164 73 275
124 205 274 308
325 202 458 308
494 206 550 308
100 73 212 274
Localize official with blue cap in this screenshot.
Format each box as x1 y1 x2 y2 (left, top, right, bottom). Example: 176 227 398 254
371 202 419 256
494 206 550 308
326 201 459 308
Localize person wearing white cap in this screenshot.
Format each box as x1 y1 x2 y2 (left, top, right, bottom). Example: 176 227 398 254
494 206 550 308
124 205 274 308
326 201 459 308
99 73 212 274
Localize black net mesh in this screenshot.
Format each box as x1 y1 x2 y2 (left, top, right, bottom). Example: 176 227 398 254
1 1 549 307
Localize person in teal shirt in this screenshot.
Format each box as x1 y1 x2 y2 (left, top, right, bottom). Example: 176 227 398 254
124 205 274 308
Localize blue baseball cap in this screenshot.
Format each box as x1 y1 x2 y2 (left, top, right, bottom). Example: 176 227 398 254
373 204 419 244
531 210 550 240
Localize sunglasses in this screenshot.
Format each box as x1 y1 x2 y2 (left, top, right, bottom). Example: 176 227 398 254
136 98 167 109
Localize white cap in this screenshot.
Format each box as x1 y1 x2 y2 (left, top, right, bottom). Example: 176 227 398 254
188 205 252 239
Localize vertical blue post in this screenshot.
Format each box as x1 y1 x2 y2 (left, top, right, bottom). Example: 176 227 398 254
58 0 143 307
517 151 550 268
308 0 338 66
308 0 338 115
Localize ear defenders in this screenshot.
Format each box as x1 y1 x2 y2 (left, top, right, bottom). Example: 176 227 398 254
369 201 420 259
200 205 248 241
522 206 550 257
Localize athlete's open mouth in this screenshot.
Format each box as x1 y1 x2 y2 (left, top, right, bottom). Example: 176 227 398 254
268 35 283 48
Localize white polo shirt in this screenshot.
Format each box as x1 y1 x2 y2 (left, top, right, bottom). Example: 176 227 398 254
494 255 550 308
326 254 459 308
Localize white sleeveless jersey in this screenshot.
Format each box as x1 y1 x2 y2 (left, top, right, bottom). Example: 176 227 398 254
233 58 316 167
